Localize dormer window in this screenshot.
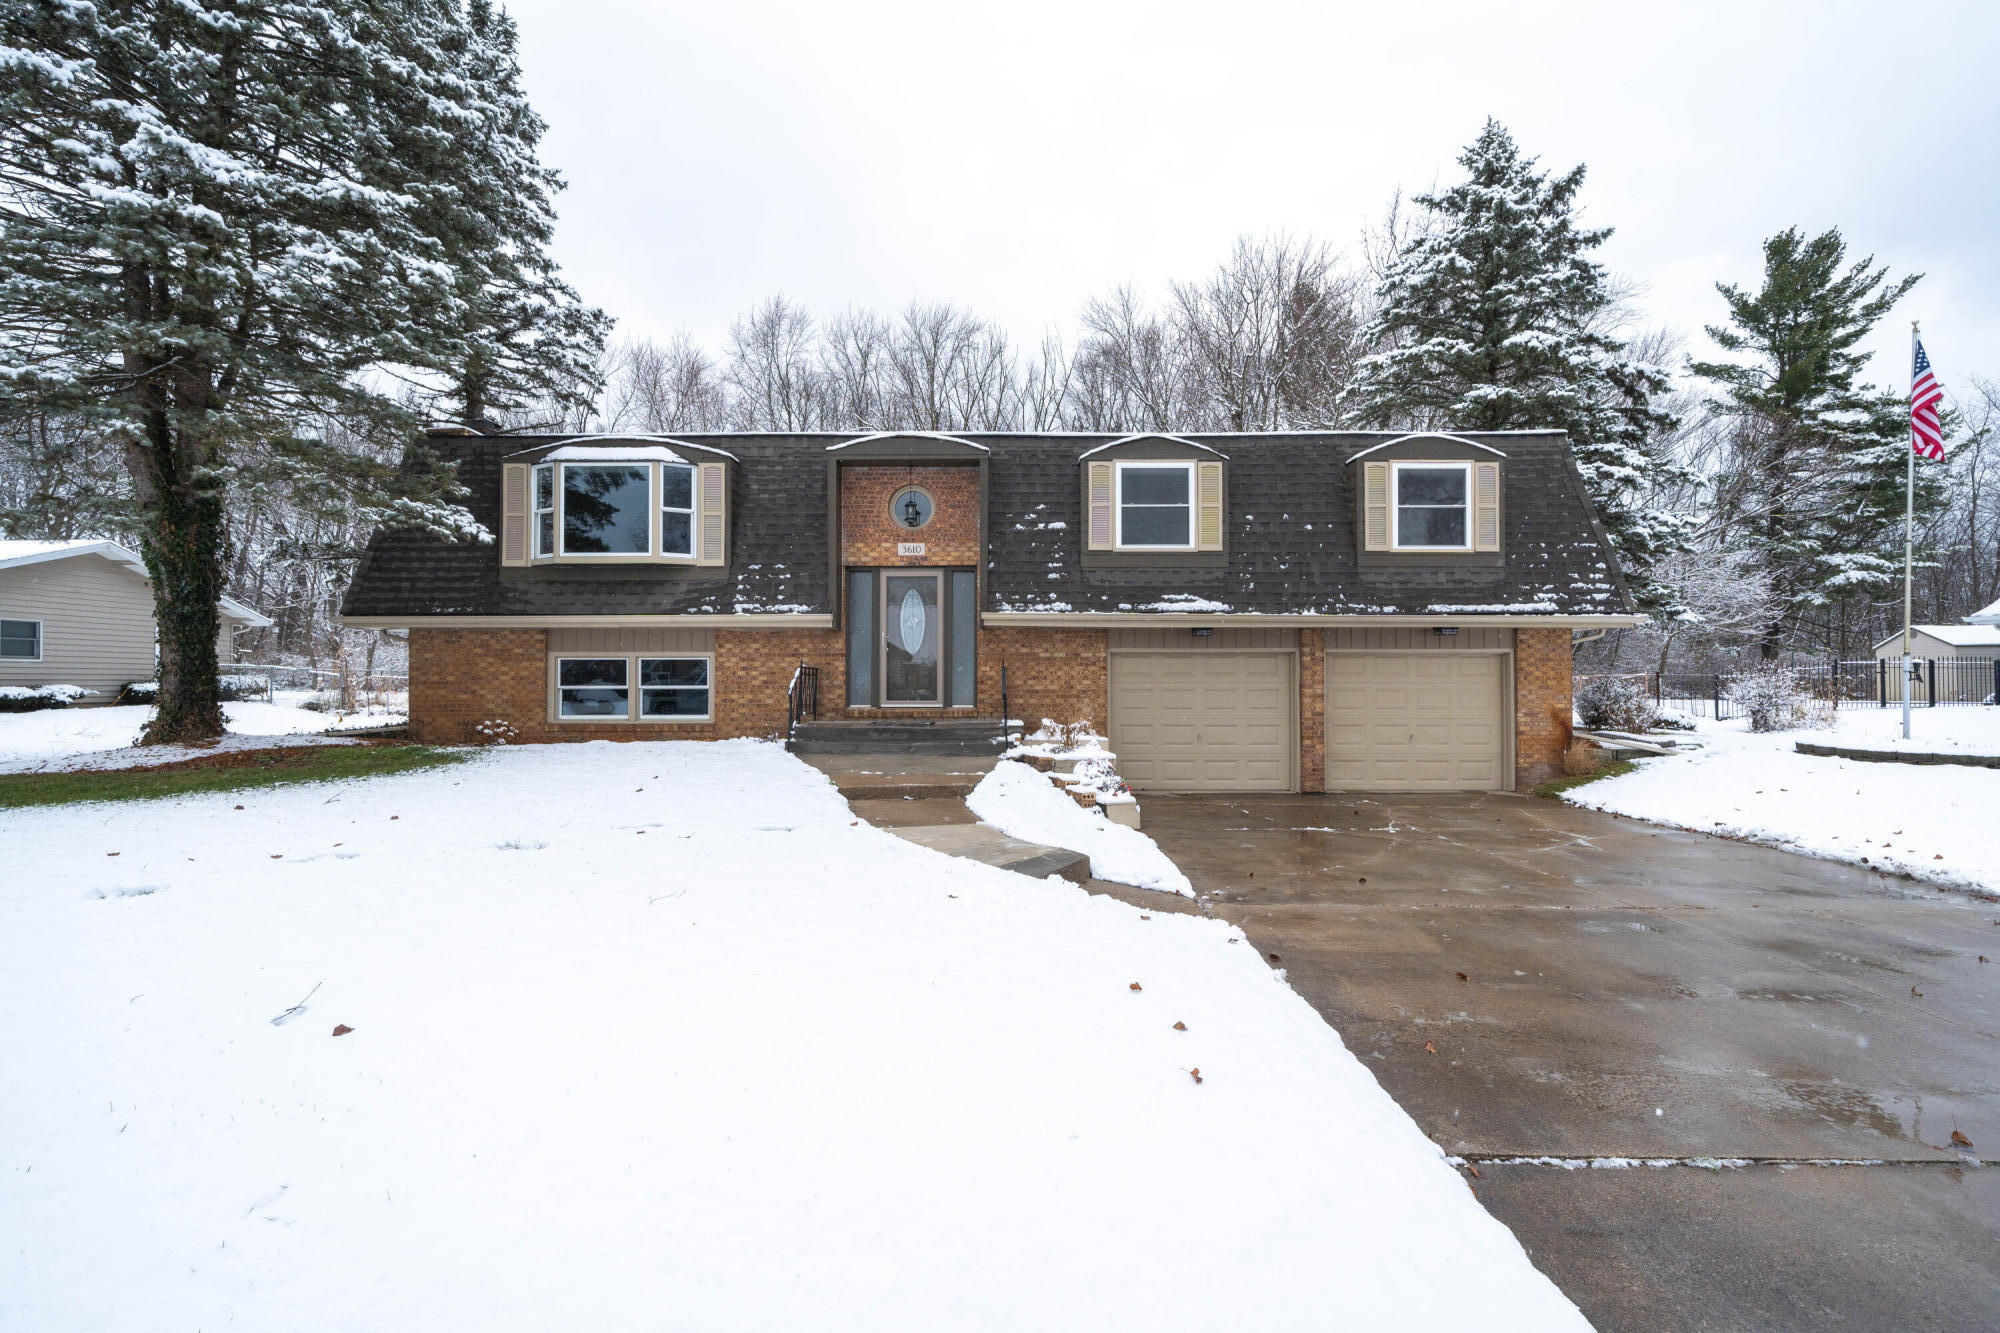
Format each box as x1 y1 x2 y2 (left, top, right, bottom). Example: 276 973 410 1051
503 442 729 569
660 463 695 557
1115 461 1195 549
1392 462 1472 551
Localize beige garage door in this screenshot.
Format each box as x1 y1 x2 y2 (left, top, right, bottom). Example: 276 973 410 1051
1326 653 1507 790
1110 652 1295 792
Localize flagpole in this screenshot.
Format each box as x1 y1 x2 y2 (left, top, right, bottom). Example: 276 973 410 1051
1901 320 1917 741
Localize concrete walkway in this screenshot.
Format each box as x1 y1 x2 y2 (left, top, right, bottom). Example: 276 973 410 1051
800 754 1089 882
1141 791 2000 1332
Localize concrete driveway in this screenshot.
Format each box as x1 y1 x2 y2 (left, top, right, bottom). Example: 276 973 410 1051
1141 792 2000 1332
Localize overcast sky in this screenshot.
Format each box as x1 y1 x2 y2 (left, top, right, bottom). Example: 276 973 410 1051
503 0 1998 403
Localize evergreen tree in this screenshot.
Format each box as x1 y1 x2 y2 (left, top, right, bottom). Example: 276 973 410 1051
1341 120 1689 611
0 1 586 742
1690 227 1923 658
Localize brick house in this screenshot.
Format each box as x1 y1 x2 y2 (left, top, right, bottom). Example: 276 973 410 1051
340 429 1637 791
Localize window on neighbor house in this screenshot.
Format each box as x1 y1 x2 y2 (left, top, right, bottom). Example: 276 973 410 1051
1115 460 1193 549
1392 462 1471 550
532 464 555 557
0 618 40 659
560 464 651 555
659 463 695 558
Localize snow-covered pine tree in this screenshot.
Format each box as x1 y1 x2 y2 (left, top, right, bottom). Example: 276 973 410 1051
0 1 581 743
430 0 608 428
1340 120 1689 611
1690 227 1926 659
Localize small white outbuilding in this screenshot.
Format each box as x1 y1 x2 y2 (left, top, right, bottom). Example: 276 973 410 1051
0 540 272 697
1871 623 2000 661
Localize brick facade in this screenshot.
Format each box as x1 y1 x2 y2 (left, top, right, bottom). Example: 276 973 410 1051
1299 630 1326 792
840 465 980 568
980 627 1108 732
1512 627 1573 789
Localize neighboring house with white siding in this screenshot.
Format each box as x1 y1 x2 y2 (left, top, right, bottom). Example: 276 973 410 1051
0 541 271 697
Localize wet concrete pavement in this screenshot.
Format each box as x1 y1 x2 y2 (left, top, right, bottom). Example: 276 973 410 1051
1140 792 2000 1331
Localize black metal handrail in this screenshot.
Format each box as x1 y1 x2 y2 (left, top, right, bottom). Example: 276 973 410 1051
787 664 819 741
998 662 1009 749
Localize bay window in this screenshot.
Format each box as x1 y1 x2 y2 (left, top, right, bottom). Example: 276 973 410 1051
659 463 695 558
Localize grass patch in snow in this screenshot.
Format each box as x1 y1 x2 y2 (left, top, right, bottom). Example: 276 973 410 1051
1534 758 1638 799
0 743 462 808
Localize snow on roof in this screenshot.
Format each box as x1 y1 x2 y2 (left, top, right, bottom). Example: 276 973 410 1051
517 434 739 462
1076 434 1229 461
0 539 273 626
1871 624 2000 651
824 431 990 453
1968 599 2000 626
1343 434 1509 464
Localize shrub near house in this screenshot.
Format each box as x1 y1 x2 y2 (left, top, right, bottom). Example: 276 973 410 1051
342 429 1638 792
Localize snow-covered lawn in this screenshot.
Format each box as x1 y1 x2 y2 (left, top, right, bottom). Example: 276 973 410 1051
968 758 1193 896
1 740 1583 1331
1563 711 2000 896
1809 704 2000 756
0 701 404 774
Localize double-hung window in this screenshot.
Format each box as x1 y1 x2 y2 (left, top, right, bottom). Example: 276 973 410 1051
638 657 709 718
1114 460 1194 549
1392 461 1472 551
556 658 629 718
659 463 695 558
531 464 556 557
0 618 40 660
555 654 712 722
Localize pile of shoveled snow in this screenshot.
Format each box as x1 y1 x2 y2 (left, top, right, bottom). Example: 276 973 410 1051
0 701 400 774
0 740 1583 1331
967 758 1191 895
1563 715 2000 896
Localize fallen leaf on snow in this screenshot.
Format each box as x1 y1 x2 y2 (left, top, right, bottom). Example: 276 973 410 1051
1129 982 1142 991
332 1024 353 1037
1189 1068 1203 1085
1172 1021 1187 1031
1950 1129 1973 1148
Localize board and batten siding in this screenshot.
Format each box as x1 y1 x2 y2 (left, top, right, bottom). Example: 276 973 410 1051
547 626 716 655
0 554 251 695
1325 626 1514 653
1107 627 1296 653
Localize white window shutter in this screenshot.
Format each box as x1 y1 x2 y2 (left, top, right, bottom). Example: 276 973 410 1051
1086 461 1114 550
1473 461 1501 551
1362 461 1390 551
501 463 529 566
1195 461 1224 551
696 461 728 566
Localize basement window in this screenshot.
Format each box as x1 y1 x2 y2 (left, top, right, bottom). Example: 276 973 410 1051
554 654 713 722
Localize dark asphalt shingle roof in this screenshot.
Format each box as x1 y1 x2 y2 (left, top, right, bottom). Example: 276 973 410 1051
341 431 1632 619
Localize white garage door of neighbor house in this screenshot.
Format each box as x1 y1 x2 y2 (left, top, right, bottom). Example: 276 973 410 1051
1110 652 1295 792
1326 653 1507 791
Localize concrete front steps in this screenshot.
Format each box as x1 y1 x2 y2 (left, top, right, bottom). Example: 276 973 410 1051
786 718 1010 757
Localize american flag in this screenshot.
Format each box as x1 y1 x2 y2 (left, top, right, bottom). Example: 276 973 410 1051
1911 337 1945 461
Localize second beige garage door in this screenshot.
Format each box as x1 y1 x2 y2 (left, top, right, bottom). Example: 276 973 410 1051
1110 652 1295 792
1326 653 1508 790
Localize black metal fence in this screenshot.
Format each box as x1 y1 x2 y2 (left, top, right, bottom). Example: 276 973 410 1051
1653 658 2000 720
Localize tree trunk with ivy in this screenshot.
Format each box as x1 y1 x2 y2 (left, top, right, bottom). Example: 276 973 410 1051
130 435 228 744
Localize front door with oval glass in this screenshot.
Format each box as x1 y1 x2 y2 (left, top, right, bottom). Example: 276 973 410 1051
882 572 941 704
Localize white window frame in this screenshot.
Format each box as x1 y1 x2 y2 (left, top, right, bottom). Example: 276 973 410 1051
0 616 42 661
531 463 555 558
551 652 715 723
1391 460 1474 552
553 655 631 720
658 462 696 558
636 654 712 722
1112 459 1197 551
556 461 657 559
